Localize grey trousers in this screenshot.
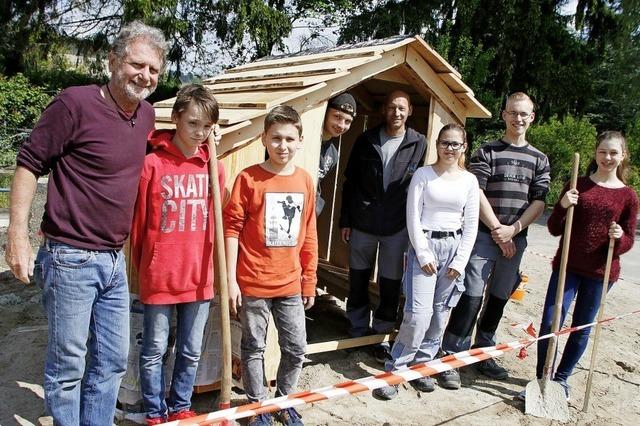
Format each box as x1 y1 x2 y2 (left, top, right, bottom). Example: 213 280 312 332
347 228 408 336
387 236 465 371
240 295 306 402
442 231 527 353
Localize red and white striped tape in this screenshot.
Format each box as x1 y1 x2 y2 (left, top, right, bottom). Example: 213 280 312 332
163 308 640 425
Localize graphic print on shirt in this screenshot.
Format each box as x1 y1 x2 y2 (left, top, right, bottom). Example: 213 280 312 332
265 192 304 247
160 173 210 233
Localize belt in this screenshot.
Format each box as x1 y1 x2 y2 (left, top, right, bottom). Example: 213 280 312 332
424 229 462 239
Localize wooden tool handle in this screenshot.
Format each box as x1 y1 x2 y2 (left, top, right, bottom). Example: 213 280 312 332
582 237 616 412
208 135 232 410
543 152 580 378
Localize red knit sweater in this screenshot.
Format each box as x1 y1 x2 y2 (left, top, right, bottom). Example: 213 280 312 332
548 176 638 281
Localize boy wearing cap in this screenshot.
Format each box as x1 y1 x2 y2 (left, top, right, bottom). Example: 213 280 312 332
316 93 357 215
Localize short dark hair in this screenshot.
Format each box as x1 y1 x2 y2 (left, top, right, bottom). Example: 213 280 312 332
264 105 303 136
172 84 219 123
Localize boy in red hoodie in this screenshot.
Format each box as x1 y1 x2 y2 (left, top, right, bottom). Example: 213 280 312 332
130 84 225 425
224 105 318 426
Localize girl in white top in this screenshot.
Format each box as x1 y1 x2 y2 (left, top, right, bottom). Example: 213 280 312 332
374 124 480 400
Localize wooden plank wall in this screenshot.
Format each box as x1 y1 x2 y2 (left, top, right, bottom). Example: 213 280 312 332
425 98 463 165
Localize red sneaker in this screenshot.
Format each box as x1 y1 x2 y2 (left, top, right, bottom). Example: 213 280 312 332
145 417 166 426
168 409 198 421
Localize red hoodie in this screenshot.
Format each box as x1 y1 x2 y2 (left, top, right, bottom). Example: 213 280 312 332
131 129 225 304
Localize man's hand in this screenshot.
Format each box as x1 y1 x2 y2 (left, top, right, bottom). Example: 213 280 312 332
498 240 516 259
491 224 516 244
303 296 315 310
5 232 34 284
421 262 437 275
340 227 351 244
228 280 242 317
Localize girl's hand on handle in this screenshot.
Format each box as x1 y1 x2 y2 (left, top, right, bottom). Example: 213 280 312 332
446 268 461 280
609 221 623 239
560 188 579 209
421 262 437 275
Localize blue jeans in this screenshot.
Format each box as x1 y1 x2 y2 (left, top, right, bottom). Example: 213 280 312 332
34 239 129 426
536 270 612 381
139 301 210 419
240 296 306 402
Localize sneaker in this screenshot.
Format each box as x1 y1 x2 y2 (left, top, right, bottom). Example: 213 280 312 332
474 358 508 380
372 344 392 364
372 384 399 400
247 413 273 426
145 417 167 426
410 376 435 393
274 407 303 426
168 409 198 421
438 368 461 390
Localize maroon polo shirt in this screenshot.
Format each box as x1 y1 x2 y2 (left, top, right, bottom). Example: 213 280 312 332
17 85 155 250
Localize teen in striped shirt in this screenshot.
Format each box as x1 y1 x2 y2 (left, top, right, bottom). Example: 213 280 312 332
438 92 550 389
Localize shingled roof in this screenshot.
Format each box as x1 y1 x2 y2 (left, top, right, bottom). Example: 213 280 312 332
154 35 490 157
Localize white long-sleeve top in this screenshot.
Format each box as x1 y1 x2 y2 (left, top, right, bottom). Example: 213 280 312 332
406 165 480 273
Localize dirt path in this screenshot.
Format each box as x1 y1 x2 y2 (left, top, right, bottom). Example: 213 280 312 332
1 213 639 425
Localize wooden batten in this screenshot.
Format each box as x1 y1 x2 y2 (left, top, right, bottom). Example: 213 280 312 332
226 37 413 74
425 97 461 165
411 37 462 78
206 71 350 93
208 56 381 84
404 47 467 122
438 71 474 95
295 102 326 186
227 50 380 73
372 68 409 85
456 92 492 118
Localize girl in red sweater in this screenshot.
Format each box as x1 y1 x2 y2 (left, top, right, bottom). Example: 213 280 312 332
534 131 638 400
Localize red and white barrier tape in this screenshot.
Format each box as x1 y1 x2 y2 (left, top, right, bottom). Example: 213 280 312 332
164 308 640 425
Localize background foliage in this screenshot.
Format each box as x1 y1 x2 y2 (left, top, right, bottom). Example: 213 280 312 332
0 0 638 203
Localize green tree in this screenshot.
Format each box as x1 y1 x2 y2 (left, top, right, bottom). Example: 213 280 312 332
0 74 53 166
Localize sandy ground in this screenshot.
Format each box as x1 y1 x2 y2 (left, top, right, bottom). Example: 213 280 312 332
1 202 639 425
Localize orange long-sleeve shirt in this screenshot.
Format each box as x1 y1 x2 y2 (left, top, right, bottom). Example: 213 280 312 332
224 164 318 297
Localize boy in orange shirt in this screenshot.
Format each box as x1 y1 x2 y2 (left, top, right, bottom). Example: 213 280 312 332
224 105 318 426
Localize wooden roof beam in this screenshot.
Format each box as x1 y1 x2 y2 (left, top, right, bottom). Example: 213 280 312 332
403 47 466 122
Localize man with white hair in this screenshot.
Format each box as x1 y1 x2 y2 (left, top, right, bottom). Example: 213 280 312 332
5 21 167 424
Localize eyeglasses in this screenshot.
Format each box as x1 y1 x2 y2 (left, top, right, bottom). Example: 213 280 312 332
505 111 533 119
437 140 464 151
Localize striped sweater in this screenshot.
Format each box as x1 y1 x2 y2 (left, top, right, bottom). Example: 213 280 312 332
469 139 550 234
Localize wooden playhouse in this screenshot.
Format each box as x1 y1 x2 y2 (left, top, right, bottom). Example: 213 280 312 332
152 34 491 356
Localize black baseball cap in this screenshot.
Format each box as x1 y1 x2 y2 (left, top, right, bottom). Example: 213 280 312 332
328 93 357 117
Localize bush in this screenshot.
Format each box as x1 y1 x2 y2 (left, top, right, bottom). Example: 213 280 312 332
527 116 598 205
0 74 53 167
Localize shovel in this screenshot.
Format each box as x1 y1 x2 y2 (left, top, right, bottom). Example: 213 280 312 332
525 153 580 421
208 131 233 420
582 236 616 412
